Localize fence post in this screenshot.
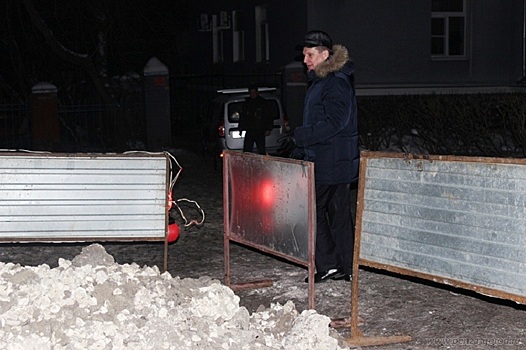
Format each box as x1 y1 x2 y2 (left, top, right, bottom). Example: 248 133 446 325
281 61 307 130
144 57 172 150
31 82 60 150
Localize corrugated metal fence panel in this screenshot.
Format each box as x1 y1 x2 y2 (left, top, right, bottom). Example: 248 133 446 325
0 153 168 241
359 153 526 299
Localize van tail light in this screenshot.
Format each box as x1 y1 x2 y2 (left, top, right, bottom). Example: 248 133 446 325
217 119 225 138
283 114 291 132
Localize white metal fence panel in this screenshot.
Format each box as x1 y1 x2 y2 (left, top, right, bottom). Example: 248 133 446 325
0 152 169 241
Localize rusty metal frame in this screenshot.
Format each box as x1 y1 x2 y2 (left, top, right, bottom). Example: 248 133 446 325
222 151 317 309
347 151 526 347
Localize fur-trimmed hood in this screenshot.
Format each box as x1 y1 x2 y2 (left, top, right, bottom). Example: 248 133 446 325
313 45 351 78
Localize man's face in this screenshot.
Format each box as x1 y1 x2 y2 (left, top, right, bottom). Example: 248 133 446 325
249 89 258 98
302 47 329 71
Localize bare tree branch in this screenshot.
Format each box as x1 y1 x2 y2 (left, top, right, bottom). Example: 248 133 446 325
20 0 114 105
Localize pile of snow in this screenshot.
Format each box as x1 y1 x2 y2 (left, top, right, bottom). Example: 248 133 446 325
0 244 349 350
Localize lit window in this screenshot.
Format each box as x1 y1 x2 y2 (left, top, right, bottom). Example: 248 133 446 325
431 0 466 58
212 14 224 64
255 6 269 62
233 11 245 62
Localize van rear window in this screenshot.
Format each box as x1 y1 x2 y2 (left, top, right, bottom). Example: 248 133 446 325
227 102 243 122
228 99 280 123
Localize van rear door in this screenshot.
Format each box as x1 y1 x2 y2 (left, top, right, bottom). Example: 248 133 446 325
223 100 245 150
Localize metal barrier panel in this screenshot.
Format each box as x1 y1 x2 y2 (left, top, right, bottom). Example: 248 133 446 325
357 151 526 303
0 152 169 242
224 151 314 264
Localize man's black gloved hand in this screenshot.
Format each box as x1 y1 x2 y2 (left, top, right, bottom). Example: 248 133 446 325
278 132 305 159
277 132 296 157
289 147 305 160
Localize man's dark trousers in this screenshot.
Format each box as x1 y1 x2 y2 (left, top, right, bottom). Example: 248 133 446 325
314 183 354 275
243 132 266 154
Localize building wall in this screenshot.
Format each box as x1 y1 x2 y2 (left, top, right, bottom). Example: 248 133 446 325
304 0 524 86
185 1 525 87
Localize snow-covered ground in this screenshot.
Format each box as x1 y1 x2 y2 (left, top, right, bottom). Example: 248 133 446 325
0 244 349 350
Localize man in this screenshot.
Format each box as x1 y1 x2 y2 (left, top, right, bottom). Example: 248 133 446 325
294 30 360 283
238 84 273 155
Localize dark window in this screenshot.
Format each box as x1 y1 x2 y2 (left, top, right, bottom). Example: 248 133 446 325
431 0 466 58
432 0 464 12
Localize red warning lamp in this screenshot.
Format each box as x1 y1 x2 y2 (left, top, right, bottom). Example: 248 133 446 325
168 223 180 242
259 179 275 208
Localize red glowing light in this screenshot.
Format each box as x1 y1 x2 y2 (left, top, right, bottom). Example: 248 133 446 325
260 180 275 208
167 192 173 210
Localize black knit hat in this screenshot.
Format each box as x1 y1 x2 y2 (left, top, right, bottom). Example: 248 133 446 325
296 30 333 50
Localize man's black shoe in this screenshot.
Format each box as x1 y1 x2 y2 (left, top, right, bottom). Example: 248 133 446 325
304 269 346 283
